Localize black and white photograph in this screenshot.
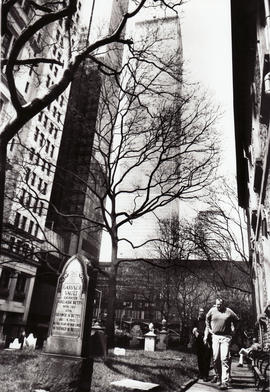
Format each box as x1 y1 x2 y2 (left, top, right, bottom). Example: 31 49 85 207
0 0 269 391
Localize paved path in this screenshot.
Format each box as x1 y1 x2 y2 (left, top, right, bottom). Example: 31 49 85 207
187 360 255 391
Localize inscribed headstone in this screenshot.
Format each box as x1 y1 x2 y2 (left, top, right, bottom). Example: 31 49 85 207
45 254 89 356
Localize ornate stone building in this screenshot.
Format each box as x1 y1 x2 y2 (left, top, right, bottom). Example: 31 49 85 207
231 0 270 345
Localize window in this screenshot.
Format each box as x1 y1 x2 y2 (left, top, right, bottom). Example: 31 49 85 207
57 112 61 122
49 122 54 134
9 236 15 251
36 153 40 165
29 147 34 161
28 221 34 235
45 139 50 153
33 198 38 213
38 178 42 191
56 29 60 40
38 111 43 122
29 66 33 76
43 182 48 195
41 159 46 171
21 216 27 231
50 145 55 157
47 163 51 175
14 273 27 302
43 115 48 127
53 106 57 117
31 172 36 186
36 32 41 43
25 81 29 93
34 127 39 141
20 189 26 204
14 212 21 227
49 62 53 70
53 45 57 55
54 128 58 139
54 67 58 77
34 224 39 237
26 194 32 208
46 75 51 88
40 133 44 147
25 167 30 182
57 52 61 61
39 202 44 216
60 95 64 107
0 268 12 290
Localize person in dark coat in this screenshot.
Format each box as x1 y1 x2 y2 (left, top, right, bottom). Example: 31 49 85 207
192 308 211 381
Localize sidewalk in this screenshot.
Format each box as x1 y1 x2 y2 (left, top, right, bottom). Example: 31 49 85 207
187 359 256 391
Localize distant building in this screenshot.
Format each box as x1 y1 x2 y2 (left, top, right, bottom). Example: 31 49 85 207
231 0 270 345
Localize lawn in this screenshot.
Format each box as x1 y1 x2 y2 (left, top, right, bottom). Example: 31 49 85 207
0 348 197 391
91 349 198 391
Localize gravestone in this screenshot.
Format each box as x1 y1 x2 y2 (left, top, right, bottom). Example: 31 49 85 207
25 333 37 350
9 338 20 349
45 254 90 357
130 324 143 348
144 331 156 351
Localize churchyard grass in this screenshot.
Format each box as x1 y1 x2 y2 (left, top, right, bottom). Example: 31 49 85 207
0 348 197 391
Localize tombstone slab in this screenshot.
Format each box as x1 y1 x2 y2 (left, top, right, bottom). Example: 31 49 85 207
45 254 90 357
110 379 159 390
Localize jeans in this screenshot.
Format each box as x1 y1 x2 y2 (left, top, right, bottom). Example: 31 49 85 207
212 334 232 383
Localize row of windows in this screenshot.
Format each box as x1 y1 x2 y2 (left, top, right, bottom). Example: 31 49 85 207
25 168 48 195
14 212 39 237
32 129 55 157
19 189 44 216
29 148 52 175
38 109 62 131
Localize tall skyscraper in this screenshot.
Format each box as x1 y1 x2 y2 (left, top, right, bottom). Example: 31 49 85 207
0 0 88 343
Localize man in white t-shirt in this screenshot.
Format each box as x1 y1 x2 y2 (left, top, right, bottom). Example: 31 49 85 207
204 298 239 390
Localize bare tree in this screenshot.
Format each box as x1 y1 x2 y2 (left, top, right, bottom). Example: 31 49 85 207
155 213 253 335
1 1 221 344
0 0 185 244
191 180 252 292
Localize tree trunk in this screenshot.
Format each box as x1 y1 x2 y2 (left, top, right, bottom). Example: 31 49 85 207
0 138 7 253
105 243 118 347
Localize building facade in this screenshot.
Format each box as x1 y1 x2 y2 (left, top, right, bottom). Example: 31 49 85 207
0 0 91 344
231 0 270 345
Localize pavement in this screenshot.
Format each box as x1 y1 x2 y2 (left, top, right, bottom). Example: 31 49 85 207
187 359 256 391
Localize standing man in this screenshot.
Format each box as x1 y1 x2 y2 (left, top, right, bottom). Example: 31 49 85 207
204 298 239 390
192 308 211 381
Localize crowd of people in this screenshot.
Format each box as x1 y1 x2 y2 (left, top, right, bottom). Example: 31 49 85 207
191 298 261 391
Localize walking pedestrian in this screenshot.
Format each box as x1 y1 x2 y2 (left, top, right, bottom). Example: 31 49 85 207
192 308 211 381
204 298 239 390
